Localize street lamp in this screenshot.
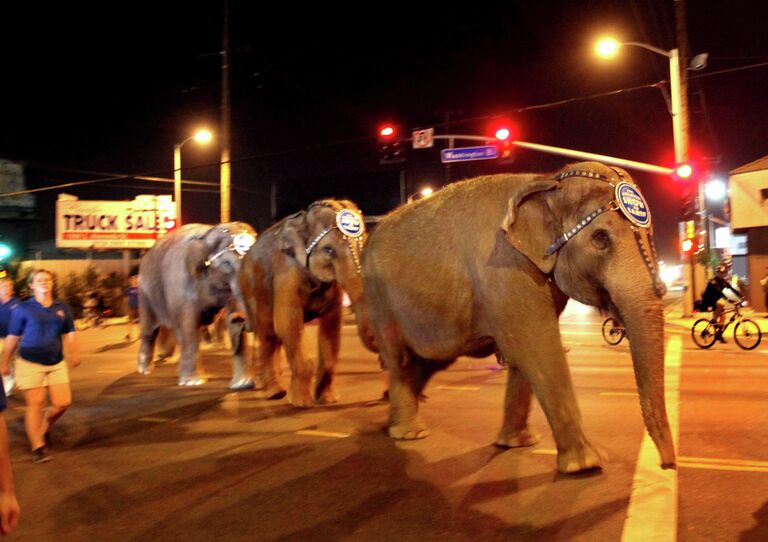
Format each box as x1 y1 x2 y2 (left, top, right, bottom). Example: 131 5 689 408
407 186 434 204
174 129 213 227
594 37 686 163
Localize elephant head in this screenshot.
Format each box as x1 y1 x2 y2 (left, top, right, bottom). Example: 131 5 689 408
280 199 366 301
502 161 675 468
187 221 257 309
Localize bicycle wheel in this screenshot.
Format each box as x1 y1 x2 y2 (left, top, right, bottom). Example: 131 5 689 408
602 318 625 345
691 319 717 349
734 319 762 350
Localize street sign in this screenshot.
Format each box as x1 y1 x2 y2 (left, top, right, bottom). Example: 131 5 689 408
440 145 498 163
412 128 434 149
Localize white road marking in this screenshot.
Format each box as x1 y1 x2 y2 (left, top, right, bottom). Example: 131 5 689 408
295 429 350 439
621 334 680 542
435 385 481 391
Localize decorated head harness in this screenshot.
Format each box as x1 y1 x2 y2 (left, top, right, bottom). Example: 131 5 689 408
304 201 366 275
544 167 665 297
204 223 257 267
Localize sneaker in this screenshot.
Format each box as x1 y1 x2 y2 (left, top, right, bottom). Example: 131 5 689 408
32 446 52 464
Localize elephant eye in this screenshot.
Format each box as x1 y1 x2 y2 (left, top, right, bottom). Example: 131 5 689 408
591 229 611 250
322 246 336 258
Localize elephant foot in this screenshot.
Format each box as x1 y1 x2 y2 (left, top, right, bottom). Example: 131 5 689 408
388 420 430 440
315 388 339 405
288 391 314 409
495 427 540 448
177 375 207 387
254 384 287 401
229 377 255 391
137 364 152 376
556 444 603 474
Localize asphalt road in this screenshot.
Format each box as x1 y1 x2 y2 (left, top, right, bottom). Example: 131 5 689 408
3 302 767 541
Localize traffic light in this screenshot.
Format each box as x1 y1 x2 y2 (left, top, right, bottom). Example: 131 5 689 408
377 124 406 165
672 162 694 182
678 187 697 221
680 220 696 257
494 126 515 164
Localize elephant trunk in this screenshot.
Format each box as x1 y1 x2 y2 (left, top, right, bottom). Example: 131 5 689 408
616 296 676 469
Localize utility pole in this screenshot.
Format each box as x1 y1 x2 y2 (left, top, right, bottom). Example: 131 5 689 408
220 0 231 223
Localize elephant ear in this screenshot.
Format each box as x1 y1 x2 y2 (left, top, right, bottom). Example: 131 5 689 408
278 211 308 263
501 179 560 274
185 238 210 279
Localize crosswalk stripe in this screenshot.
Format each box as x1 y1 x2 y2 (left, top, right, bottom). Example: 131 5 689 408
295 429 350 439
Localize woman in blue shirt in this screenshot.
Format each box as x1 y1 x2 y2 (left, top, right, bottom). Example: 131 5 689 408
1 270 80 464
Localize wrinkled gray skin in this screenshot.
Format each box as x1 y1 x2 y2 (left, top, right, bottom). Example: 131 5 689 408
362 162 676 474
137 222 257 387
239 200 366 407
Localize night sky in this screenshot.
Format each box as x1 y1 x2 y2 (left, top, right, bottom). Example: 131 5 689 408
1 1 767 262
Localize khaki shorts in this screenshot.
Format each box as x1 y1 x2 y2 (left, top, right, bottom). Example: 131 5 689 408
16 358 69 390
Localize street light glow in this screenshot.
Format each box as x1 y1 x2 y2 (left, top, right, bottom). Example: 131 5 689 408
420 187 433 198
705 179 727 201
193 129 213 144
595 37 621 58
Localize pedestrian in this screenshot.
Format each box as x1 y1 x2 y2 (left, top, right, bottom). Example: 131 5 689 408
0 279 20 397
0 269 81 464
761 266 768 317
0 383 20 534
124 274 139 341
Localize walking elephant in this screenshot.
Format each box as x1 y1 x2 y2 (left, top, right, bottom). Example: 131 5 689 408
137 222 257 387
362 162 676 474
239 199 367 407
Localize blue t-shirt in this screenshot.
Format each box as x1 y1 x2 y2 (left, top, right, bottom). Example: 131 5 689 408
0 381 5 412
125 286 139 309
0 296 20 338
8 299 75 366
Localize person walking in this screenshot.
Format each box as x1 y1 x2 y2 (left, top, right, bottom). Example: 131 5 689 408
0 279 20 397
0 382 20 534
124 274 139 341
1 270 80 463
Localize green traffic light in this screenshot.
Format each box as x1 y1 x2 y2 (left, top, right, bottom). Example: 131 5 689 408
0 243 12 260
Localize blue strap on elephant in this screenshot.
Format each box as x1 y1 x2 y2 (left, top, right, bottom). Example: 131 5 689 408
545 167 666 297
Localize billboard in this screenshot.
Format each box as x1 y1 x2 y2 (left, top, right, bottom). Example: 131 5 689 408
56 195 176 250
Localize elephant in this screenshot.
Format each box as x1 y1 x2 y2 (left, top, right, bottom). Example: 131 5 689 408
361 161 676 474
239 199 367 407
137 222 257 387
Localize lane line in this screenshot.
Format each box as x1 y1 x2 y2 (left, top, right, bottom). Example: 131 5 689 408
435 385 481 391
295 429 350 439
532 449 768 473
621 335 681 542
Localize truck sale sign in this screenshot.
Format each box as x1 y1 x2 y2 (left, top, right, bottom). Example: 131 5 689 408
56 195 176 250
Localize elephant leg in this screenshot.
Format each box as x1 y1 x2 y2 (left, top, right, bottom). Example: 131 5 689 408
156 326 177 362
315 302 342 404
385 346 429 440
176 312 205 386
496 328 601 473
227 313 254 390
138 327 160 375
137 300 159 375
495 366 540 448
280 323 314 408
253 331 286 400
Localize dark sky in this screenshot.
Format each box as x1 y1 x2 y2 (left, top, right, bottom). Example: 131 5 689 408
1 1 767 262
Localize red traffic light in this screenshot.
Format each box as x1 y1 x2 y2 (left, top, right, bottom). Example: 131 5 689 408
379 125 396 138
495 127 511 141
673 163 694 181
681 238 694 253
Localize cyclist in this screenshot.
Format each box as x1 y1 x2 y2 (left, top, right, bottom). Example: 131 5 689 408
697 263 742 343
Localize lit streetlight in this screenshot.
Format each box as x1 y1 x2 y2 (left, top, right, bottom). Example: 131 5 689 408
594 37 686 163
407 186 434 204
174 129 213 227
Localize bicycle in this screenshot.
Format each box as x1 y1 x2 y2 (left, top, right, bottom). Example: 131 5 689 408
601 317 626 345
691 301 762 350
